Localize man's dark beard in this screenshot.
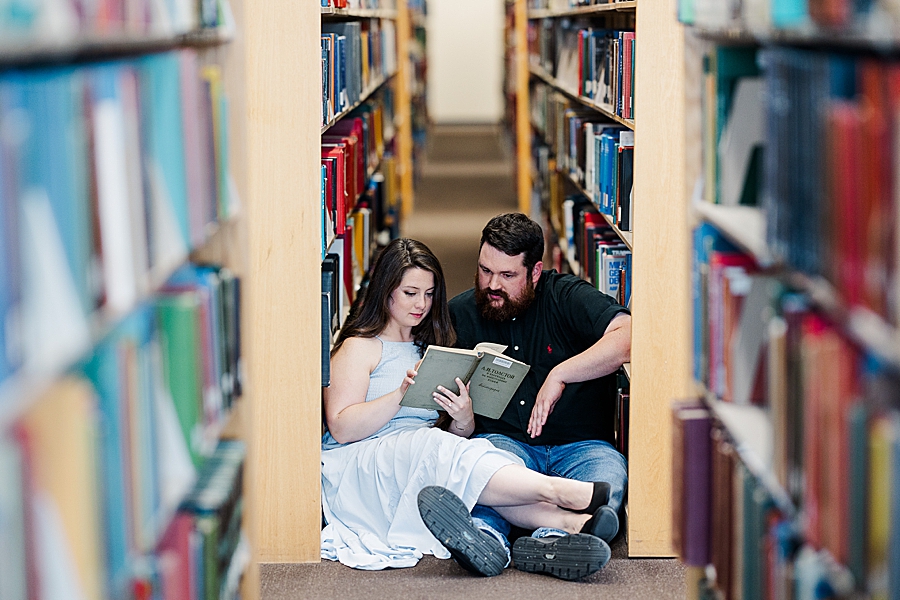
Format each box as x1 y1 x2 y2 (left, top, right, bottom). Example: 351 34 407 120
474 275 536 321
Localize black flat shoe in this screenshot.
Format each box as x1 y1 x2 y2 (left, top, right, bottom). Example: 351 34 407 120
512 533 610 580
417 486 507 577
580 504 619 543
563 481 610 514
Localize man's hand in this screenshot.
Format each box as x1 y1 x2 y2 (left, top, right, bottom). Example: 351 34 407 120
527 373 565 438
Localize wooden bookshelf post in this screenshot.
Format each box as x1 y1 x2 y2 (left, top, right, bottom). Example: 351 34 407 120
243 0 323 563
628 0 692 558
398 0 415 218
515 0 532 214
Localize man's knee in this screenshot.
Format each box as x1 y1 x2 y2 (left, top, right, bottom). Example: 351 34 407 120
476 434 541 472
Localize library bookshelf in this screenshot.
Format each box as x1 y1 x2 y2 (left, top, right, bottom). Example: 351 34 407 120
508 0 691 557
677 4 900 597
0 1 257 598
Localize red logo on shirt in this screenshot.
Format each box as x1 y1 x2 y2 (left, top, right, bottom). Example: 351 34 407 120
547 344 552 354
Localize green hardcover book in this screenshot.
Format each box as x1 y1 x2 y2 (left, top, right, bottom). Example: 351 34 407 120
157 292 204 468
400 343 530 419
848 403 868 587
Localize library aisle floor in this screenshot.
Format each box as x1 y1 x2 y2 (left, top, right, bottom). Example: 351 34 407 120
259 125 685 599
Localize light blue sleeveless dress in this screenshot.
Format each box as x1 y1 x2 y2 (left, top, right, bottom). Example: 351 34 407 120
321 338 523 570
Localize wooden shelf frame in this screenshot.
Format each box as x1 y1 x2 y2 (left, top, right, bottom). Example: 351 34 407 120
691 23 900 52
528 1 637 19
0 27 234 66
530 64 635 130
626 0 691 557
692 202 772 266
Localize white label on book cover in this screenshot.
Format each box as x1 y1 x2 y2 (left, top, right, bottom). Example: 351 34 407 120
492 356 513 368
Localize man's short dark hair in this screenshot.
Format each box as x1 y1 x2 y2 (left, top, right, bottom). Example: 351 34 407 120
480 213 544 271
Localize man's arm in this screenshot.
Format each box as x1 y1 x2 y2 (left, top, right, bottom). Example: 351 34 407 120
527 312 631 438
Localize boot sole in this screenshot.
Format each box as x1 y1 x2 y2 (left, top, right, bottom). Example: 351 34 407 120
512 533 610 581
417 486 507 577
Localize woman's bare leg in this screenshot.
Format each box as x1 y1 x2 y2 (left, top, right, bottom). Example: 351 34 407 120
492 502 590 533
476 465 593 510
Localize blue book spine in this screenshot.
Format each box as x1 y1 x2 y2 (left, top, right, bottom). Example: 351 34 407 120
139 54 190 247
83 340 132 593
336 35 346 112
0 76 23 383
25 70 94 316
772 0 809 28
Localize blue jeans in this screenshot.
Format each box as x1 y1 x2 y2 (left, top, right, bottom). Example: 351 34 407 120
472 434 628 548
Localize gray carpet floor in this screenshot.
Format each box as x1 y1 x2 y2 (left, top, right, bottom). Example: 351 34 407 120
259 125 686 599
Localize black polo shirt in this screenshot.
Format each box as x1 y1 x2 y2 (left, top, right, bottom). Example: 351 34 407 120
448 270 629 446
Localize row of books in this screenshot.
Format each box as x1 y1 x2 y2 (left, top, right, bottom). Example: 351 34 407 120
612 372 630 460
0 263 243 600
698 45 900 324
0 0 231 45
321 89 396 256
693 223 763 406
690 220 900 596
561 195 631 304
673 402 805 600
0 50 232 388
761 48 899 325
409 5 427 184
674 378 900 600
700 47 763 210
321 171 400 386
528 0 624 8
679 0 900 38
321 0 397 9
169 439 247 600
321 18 397 128
532 82 634 229
529 20 635 120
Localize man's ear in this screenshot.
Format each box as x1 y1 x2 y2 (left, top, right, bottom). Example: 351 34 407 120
531 261 543 285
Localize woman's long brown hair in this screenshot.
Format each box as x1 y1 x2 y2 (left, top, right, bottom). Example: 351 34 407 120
331 238 456 357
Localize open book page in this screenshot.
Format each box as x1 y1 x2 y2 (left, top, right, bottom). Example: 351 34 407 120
399 345 479 411
400 344 529 419
474 342 507 354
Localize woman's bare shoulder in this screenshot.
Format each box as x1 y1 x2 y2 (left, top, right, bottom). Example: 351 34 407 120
334 336 382 367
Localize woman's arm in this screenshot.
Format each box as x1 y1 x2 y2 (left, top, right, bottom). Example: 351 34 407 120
324 337 415 444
